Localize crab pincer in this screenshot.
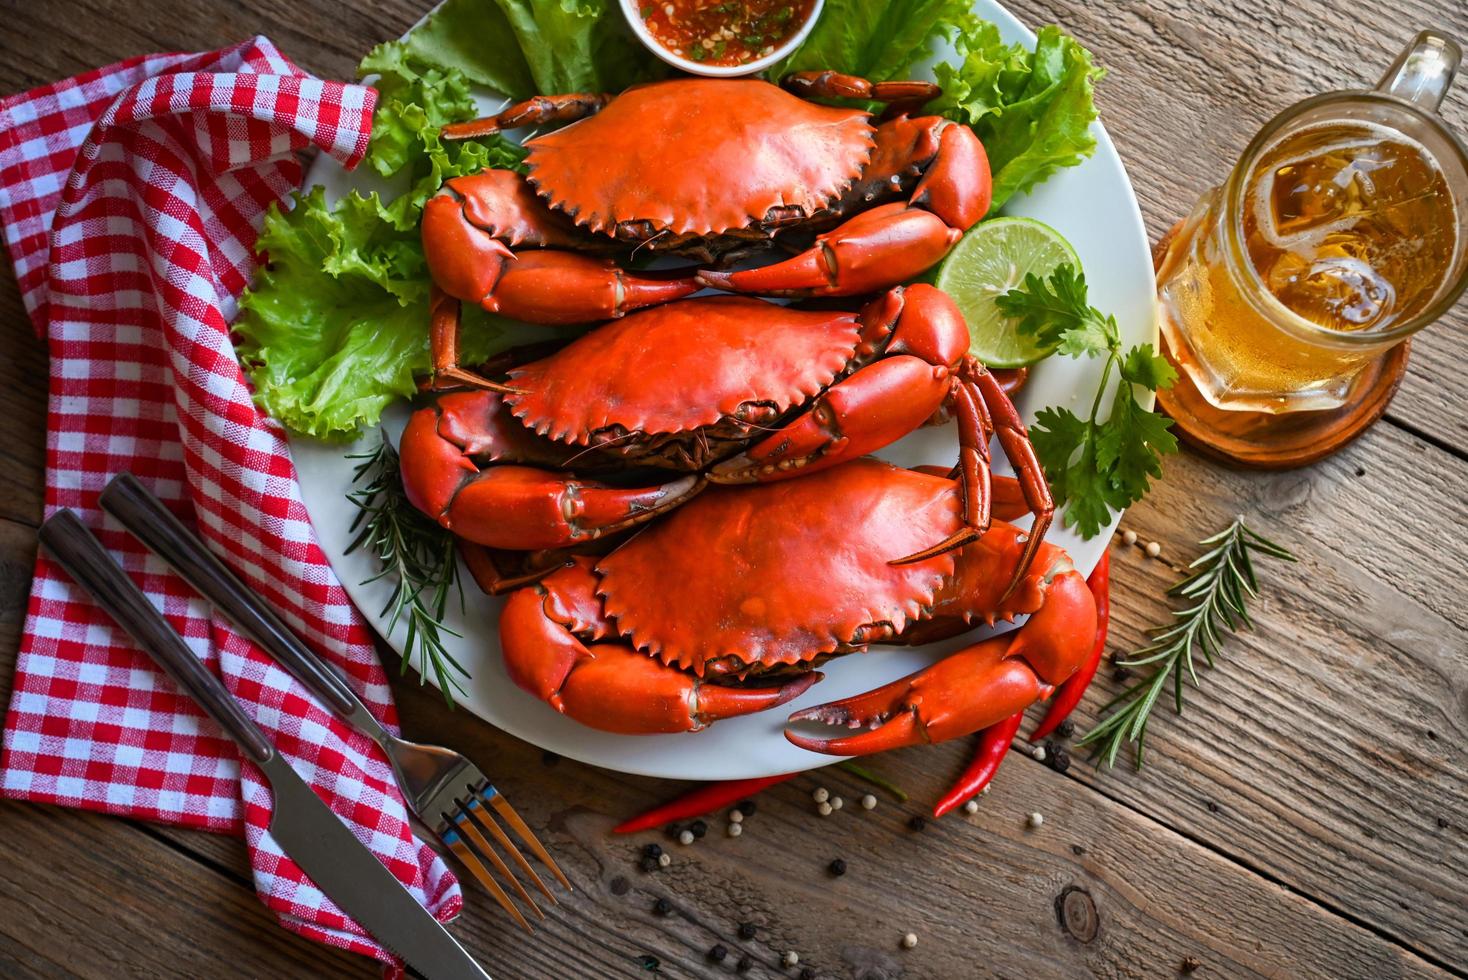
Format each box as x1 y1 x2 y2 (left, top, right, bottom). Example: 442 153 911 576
784 547 1096 756
399 389 704 551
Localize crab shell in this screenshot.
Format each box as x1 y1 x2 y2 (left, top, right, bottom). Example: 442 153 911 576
592 458 966 678
503 295 865 463
523 78 874 237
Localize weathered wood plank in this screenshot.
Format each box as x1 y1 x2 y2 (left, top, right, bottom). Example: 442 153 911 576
0 800 368 978
0 517 34 713
1052 421 1468 968
388 683 1452 980
0 285 46 530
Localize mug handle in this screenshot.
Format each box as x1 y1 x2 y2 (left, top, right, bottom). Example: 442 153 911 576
1377 30 1460 113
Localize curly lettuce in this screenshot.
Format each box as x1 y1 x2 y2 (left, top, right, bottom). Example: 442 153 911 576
932 23 1103 208
235 43 518 439
776 0 978 81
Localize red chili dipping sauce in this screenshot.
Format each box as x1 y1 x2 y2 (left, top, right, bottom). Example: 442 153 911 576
640 1 817 67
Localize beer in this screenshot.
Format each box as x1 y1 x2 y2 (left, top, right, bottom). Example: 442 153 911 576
1158 120 1459 411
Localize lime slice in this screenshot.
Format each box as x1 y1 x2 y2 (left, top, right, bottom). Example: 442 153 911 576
935 217 1080 369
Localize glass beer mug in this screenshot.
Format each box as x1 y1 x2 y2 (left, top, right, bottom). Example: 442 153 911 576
1156 31 1467 465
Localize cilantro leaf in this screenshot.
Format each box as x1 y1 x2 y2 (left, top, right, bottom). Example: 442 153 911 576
1007 267 1178 537
1119 342 1178 390
996 265 1116 357
1096 382 1178 511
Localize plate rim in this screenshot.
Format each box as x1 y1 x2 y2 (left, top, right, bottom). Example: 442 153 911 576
286 0 1158 780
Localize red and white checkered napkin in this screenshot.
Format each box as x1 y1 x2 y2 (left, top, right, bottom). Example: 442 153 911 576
0 37 461 968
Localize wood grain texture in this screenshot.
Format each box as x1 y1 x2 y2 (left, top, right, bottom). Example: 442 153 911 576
0 798 364 977
1 0 1465 977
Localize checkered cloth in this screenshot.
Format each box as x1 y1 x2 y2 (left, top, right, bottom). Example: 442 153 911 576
0 37 461 969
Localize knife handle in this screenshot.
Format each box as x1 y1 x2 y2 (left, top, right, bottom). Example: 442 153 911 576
38 509 275 766
100 473 362 720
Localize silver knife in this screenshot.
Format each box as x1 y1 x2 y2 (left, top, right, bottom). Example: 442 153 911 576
38 509 492 980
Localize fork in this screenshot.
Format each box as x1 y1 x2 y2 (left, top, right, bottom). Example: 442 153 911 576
99 472 571 932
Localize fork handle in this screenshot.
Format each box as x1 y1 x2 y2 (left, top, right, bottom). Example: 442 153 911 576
38 509 275 765
100 473 382 736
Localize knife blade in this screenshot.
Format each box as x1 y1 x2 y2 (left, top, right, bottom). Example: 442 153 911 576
38 509 491 980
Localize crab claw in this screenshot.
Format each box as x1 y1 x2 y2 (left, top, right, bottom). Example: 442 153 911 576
502 560 824 734
400 394 705 551
784 636 1052 755
785 565 1096 755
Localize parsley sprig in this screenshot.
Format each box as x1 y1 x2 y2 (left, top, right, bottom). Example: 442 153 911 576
1078 518 1296 768
996 265 1179 538
346 436 470 705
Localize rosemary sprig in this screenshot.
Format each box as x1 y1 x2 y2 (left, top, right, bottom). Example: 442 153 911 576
1078 518 1296 769
346 435 470 705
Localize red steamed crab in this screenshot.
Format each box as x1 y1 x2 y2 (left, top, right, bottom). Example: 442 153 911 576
419 71 991 387
399 286 1053 588
496 458 1096 752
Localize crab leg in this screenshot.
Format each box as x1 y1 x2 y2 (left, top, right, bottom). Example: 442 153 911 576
697 108 990 297
502 560 820 734
441 93 610 141
707 286 1040 576
399 390 703 551
422 171 699 385
785 546 1095 756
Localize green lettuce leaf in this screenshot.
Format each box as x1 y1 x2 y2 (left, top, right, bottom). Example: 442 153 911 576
358 32 528 230
235 189 504 440
931 23 1103 208
776 0 977 81
366 0 661 100
236 40 521 440
493 0 663 94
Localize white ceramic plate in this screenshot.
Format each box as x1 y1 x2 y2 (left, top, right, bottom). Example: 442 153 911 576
288 0 1157 780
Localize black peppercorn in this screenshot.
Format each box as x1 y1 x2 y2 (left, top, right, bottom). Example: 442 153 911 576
690 819 708 838
908 815 926 832
828 858 847 876
1050 747 1072 773
639 855 658 873
653 897 672 916
709 945 728 962
1056 719 1076 739
643 843 663 859
737 955 753 972
638 953 659 971
1112 666 1133 681
738 922 757 940
800 969 815 980
1436 816 1449 829
737 798 757 816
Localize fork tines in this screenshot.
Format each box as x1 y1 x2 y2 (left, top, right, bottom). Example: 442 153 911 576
436 781 571 933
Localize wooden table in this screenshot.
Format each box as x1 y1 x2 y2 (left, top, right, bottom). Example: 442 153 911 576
2 1 1464 976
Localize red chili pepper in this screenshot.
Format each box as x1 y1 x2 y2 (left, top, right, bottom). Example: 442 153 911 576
613 773 796 834
933 710 1024 818
1029 550 1111 742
